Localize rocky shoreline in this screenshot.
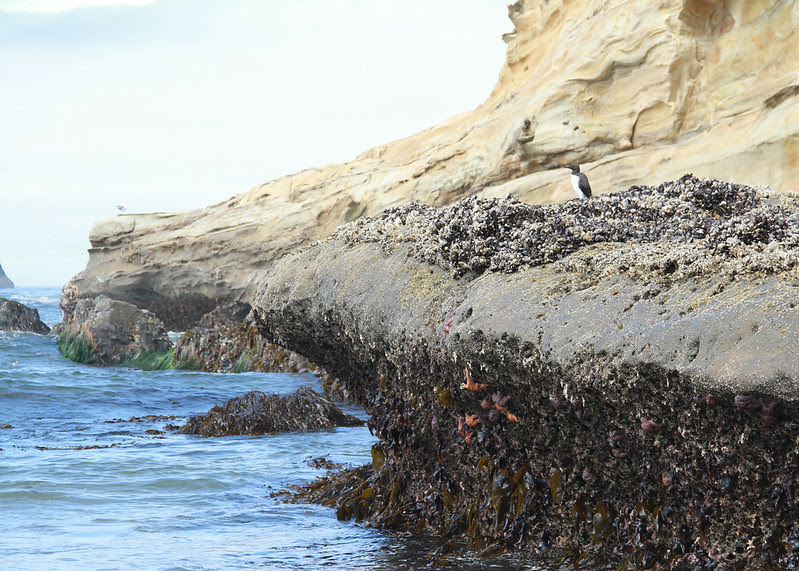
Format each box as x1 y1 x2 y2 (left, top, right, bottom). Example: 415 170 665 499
0 298 50 334
252 176 799 567
30 0 799 564
59 0 799 330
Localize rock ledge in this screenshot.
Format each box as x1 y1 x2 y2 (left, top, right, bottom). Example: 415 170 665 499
255 176 799 566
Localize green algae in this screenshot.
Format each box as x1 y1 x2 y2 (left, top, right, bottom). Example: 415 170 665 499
57 331 100 365
172 352 201 371
233 353 251 373
118 348 176 370
57 329 186 371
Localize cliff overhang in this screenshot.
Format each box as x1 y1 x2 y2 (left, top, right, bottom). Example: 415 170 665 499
61 0 799 328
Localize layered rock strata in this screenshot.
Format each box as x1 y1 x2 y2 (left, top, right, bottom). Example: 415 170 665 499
62 0 799 327
254 177 799 566
0 299 50 334
181 387 364 437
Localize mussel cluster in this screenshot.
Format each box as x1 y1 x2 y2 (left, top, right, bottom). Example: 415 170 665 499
289 347 799 568
181 387 364 436
332 174 799 279
287 175 799 566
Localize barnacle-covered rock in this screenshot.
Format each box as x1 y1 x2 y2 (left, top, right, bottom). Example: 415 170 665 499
0 298 50 334
181 387 364 436
332 174 798 280
172 301 346 396
257 176 799 566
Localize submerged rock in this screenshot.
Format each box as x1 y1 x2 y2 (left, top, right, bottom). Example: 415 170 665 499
255 176 799 566
0 298 50 334
180 387 364 437
57 295 172 367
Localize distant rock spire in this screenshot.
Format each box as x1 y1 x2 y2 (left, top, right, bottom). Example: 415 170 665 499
0 262 14 289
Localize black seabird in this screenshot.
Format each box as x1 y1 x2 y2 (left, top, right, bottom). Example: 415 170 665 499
566 164 592 199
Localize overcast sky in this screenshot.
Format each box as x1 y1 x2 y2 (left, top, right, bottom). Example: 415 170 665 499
0 0 509 286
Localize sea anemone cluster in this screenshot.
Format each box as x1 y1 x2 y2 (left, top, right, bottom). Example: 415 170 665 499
332 174 799 279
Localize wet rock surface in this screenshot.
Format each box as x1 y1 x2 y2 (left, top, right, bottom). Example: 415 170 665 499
173 302 345 396
60 277 223 332
57 295 172 366
180 387 364 437
256 177 799 566
0 298 50 334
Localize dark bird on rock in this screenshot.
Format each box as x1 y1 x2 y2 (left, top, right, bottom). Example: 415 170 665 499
566 164 592 199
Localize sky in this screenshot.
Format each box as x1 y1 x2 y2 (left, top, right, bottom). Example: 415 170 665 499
0 0 509 287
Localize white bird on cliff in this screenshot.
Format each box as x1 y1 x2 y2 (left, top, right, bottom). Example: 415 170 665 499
566 164 592 199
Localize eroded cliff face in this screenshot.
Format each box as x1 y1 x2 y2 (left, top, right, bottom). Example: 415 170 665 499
63 0 799 327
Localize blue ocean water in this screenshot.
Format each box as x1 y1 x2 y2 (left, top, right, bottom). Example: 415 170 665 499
0 287 531 570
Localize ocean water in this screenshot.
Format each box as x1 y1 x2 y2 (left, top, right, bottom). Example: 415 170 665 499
0 287 531 570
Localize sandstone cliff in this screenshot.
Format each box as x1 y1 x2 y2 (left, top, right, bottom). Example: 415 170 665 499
63 0 799 328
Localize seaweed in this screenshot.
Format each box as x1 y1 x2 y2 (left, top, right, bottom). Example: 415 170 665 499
118 348 176 371
57 331 100 365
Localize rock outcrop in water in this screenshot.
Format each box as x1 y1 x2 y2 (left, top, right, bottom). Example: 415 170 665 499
57 295 172 367
0 298 50 334
174 302 328 375
254 176 799 566
181 387 364 437
61 0 799 328
0 263 13 289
